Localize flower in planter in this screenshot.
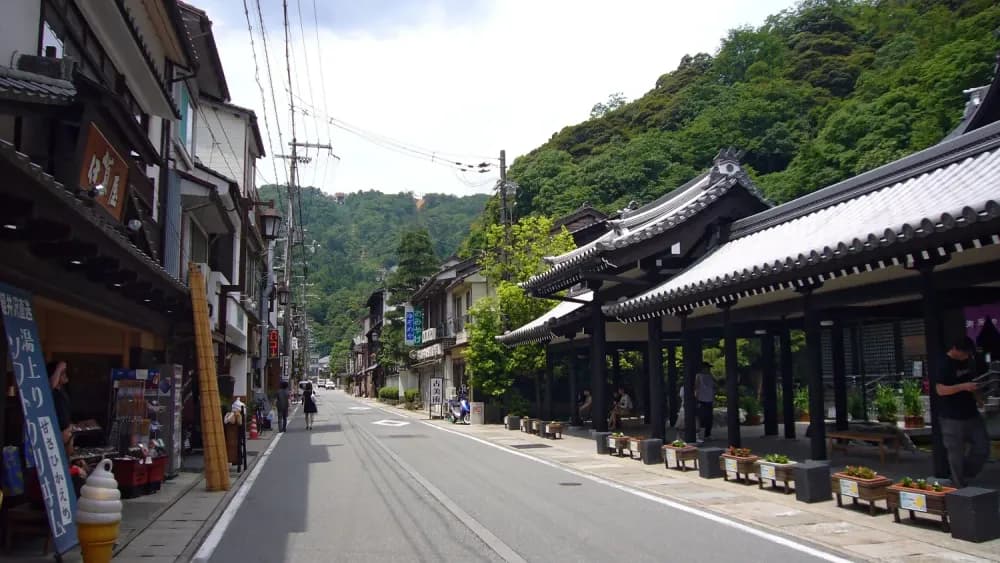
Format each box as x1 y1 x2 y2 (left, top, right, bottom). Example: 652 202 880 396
726 446 752 457
900 476 914 488
843 465 878 479
764 453 790 464
670 439 687 448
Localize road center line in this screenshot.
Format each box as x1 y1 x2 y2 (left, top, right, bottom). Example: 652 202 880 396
404 412 852 563
354 422 527 563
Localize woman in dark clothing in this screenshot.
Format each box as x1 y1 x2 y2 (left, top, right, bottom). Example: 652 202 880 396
303 382 318 430
47 361 73 453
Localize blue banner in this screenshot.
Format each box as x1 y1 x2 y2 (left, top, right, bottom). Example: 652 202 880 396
413 310 423 346
404 308 415 345
0 283 79 554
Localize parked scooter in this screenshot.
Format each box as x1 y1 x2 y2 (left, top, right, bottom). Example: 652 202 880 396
447 395 471 424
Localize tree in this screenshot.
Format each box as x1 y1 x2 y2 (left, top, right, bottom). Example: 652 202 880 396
590 92 628 119
385 226 439 304
467 216 574 412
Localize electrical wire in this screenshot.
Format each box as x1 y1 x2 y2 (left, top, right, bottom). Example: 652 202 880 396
242 0 286 190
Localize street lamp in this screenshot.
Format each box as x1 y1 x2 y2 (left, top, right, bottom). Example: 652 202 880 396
277 285 290 306
259 205 282 241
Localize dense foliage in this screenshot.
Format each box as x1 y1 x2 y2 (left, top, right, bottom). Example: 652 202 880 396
259 186 487 368
497 0 999 221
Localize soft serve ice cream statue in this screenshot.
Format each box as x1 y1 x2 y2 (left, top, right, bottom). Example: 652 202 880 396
74 459 122 563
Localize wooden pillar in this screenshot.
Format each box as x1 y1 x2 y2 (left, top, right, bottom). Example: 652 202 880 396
612 349 622 389
590 299 608 432
682 314 699 443
647 319 665 440
802 290 827 460
761 332 778 436
723 305 741 448
667 344 678 427
893 320 904 384
780 324 796 439
855 323 869 421
919 264 949 478
544 348 553 419
567 336 579 426
832 321 849 431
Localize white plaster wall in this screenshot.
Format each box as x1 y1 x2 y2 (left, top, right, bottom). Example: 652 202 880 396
0 1 41 68
195 105 247 186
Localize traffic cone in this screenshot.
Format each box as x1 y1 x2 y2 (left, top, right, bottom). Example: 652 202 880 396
249 418 259 440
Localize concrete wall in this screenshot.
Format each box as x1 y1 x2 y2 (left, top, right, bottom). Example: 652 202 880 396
0 1 40 68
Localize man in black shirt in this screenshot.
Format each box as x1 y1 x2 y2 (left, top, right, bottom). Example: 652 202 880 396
935 337 989 487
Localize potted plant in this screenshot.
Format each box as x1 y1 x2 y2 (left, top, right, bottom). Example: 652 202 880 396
887 476 956 531
754 453 797 494
739 395 762 426
662 439 698 471
607 432 631 456
901 380 924 428
793 387 810 422
719 446 759 484
874 384 899 424
831 465 892 516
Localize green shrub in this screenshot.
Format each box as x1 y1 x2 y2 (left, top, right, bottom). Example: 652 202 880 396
739 395 761 418
404 389 420 404
901 379 923 417
793 387 810 416
848 389 865 420
873 384 899 422
378 386 399 401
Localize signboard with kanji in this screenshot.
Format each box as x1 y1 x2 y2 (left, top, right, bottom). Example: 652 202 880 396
404 305 415 345
413 310 424 346
269 329 279 357
78 123 129 221
429 377 443 418
0 283 78 554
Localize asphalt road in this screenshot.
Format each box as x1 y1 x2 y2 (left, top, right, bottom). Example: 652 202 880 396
209 391 844 563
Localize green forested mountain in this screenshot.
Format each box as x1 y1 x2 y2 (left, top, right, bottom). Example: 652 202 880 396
259 186 488 365
505 0 1000 219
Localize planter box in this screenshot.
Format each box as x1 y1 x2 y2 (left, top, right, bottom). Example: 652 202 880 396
606 435 632 457
903 416 925 429
519 418 531 433
530 419 543 434
663 445 699 471
543 422 565 439
754 460 796 494
888 484 956 531
831 472 892 516
719 454 759 484
112 458 149 499
743 415 762 426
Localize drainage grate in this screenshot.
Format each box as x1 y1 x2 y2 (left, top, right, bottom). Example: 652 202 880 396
509 443 552 449
558 482 582 487
380 434 425 439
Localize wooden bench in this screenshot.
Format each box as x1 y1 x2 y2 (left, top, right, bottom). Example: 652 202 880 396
827 431 900 464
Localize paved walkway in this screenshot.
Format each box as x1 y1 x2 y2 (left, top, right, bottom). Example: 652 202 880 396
364 398 1000 563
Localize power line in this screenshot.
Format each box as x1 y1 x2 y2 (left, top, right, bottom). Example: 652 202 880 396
311 0 333 192
254 0 289 189
242 0 286 190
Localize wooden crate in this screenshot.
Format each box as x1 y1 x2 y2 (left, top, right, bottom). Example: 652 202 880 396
887 484 956 532
663 445 699 471
831 473 892 516
754 461 796 494
720 454 759 484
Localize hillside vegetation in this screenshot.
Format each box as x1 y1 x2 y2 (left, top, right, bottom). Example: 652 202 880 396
505 0 1000 219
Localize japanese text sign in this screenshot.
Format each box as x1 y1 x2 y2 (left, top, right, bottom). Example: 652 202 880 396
269 329 279 357
0 283 78 554
78 123 130 221
404 305 414 345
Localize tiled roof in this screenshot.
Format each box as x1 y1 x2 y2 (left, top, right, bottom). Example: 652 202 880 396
496 291 593 345
0 140 187 295
604 121 1000 321
0 66 75 105
523 160 769 294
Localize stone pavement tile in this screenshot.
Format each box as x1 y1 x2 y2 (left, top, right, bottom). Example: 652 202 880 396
156 491 223 521
782 521 892 546
843 539 943 559
116 528 192 557
114 555 177 563
881 553 995 563
712 500 827 528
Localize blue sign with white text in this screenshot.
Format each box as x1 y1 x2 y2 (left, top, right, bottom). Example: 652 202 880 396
0 283 78 554
405 309 415 344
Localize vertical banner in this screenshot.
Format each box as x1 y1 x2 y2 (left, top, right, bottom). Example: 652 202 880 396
404 305 414 345
413 310 424 346
0 283 78 554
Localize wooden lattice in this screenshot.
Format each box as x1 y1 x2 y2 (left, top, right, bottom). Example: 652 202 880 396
189 263 231 492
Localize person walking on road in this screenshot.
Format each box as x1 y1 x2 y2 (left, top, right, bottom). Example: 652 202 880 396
276 381 290 432
695 362 715 443
303 382 318 430
935 336 989 487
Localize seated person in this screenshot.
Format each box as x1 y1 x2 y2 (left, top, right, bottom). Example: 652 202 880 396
578 390 592 421
609 386 633 430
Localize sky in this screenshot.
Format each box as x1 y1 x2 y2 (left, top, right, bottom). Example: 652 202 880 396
196 0 796 197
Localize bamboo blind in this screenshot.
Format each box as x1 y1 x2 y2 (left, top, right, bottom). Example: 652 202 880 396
189 264 231 491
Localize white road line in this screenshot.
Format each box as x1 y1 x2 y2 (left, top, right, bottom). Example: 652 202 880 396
355 422 527 563
418 419 853 563
191 429 285 563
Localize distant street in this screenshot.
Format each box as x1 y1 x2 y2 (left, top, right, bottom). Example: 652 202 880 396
207 391 841 563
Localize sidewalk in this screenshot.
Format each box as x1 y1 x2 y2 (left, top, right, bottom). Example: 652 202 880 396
365 398 1000 563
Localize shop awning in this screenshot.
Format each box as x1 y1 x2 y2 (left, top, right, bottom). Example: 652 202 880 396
180 173 234 235
497 291 593 346
604 121 1000 322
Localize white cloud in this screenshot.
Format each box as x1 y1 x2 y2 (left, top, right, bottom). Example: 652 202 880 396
202 0 794 197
